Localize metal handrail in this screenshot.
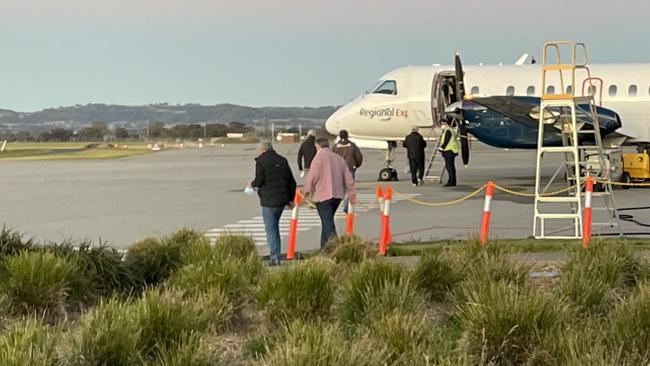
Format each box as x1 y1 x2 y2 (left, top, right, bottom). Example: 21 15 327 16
541 41 594 101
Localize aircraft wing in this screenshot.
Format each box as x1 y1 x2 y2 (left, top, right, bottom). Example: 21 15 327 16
466 96 621 132
470 96 539 129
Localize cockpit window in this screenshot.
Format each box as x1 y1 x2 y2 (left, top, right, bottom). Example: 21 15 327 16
373 80 398 95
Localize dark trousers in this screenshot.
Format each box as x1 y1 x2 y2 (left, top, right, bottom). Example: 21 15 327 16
408 157 425 184
315 198 341 248
442 151 457 186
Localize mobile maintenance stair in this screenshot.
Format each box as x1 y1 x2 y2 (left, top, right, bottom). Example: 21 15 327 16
533 41 621 239
423 131 444 183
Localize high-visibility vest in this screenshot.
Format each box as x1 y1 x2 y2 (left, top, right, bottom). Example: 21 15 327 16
443 128 460 154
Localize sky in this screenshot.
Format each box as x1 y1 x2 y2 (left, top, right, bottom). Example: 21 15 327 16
0 0 648 111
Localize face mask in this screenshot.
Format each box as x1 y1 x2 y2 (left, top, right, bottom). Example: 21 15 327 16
244 186 255 196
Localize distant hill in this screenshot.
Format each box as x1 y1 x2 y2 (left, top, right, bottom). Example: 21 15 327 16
0 103 339 130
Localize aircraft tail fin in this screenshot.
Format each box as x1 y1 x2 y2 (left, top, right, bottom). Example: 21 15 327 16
514 53 529 66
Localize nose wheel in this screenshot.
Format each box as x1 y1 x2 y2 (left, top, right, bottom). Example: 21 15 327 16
378 141 399 181
379 168 398 181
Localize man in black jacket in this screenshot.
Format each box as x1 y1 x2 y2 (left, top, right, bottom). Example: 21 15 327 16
250 141 297 265
297 130 317 178
403 127 427 186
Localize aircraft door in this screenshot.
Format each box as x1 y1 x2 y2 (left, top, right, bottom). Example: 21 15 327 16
431 72 457 127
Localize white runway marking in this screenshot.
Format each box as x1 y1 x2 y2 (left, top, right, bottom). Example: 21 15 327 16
206 193 418 246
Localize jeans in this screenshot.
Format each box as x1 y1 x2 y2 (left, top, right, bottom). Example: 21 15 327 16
343 169 356 213
408 157 425 184
261 206 285 262
315 198 342 248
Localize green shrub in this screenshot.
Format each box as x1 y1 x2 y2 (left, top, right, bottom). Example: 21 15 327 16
0 318 59 366
188 289 236 332
214 234 257 260
151 333 219 366
133 289 211 359
607 283 650 363
553 324 633 366
68 297 143 366
338 261 424 328
0 251 83 317
262 321 384 366
243 332 277 360
169 255 250 303
458 236 510 260
0 225 33 259
563 242 639 289
46 240 136 299
465 254 529 286
412 253 463 302
324 235 376 264
257 260 334 323
125 237 182 287
364 310 455 366
560 266 613 316
560 243 639 316
0 318 60 366
455 281 563 366
453 253 530 305
167 228 209 248
179 238 263 286
179 240 213 266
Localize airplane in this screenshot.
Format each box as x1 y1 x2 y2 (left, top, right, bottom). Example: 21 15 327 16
325 53 650 181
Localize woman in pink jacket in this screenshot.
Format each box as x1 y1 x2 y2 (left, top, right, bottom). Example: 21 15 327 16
304 138 356 248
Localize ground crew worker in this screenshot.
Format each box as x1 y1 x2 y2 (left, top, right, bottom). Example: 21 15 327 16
297 129 317 178
403 126 427 186
333 130 362 213
438 118 459 187
249 141 297 266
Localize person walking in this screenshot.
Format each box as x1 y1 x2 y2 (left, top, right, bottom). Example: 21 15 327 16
333 130 362 213
249 141 297 265
304 138 356 248
403 126 427 186
438 118 459 187
297 129 317 178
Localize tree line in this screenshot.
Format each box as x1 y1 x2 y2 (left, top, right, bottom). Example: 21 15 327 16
0 122 253 142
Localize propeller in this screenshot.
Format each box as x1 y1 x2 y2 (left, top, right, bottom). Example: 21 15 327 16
454 53 470 166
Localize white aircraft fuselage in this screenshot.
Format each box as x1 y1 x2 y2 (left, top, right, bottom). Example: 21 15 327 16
325 63 650 150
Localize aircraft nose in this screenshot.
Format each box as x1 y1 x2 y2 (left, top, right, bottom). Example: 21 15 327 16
325 108 342 135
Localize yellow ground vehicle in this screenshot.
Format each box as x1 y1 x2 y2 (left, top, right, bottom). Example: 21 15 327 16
622 151 650 188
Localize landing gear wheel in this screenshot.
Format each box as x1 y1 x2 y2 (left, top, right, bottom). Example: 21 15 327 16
378 168 398 182
621 172 631 190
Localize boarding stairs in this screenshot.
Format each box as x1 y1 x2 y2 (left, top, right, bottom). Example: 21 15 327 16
533 41 621 239
422 131 444 183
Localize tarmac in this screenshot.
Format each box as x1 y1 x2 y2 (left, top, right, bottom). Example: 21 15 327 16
2 142 650 253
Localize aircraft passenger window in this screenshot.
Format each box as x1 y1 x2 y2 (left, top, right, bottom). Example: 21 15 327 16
373 80 397 95
609 85 617 97
629 84 638 97
470 86 479 95
506 86 515 96
588 85 597 96
546 85 555 94
526 86 535 96
566 85 573 94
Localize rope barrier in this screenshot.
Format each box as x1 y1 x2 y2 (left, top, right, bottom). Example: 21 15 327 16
393 184 487 207
492 183 580 198
296 191 317 209
595 179 650 187
299 178 635 211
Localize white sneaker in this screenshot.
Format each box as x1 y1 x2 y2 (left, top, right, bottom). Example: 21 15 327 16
412 183 417 187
